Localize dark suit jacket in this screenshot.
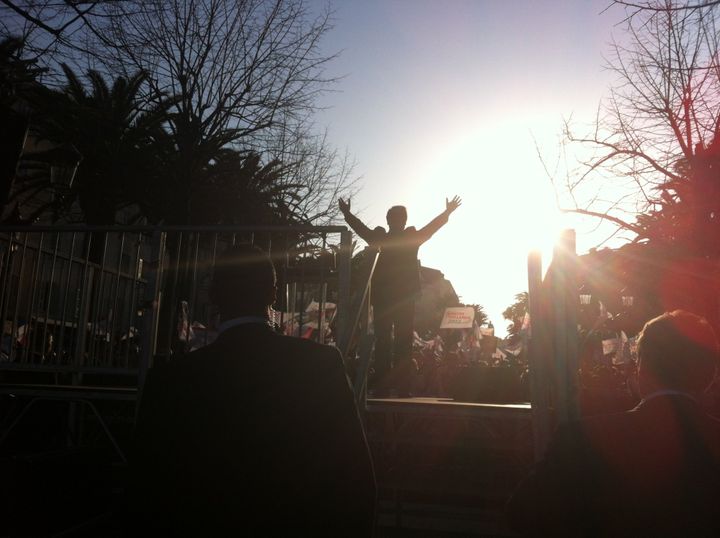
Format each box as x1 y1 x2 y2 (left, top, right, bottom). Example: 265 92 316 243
343 210 449 300
508 394 720 537
129 323 376 537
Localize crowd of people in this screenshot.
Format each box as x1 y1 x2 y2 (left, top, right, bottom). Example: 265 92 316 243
508 309 720 536
353 327 529 402
126 198 720 536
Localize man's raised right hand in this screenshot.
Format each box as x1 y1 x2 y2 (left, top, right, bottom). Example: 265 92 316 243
339 198 351 215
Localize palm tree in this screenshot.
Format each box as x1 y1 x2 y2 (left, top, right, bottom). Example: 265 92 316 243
189 149 305 226
18 64 174 224
503 292 529 338
0 37 44 219
634 131 720 258
462 304 487 328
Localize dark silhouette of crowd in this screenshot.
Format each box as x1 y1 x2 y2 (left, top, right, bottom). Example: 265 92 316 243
127 225 720 538
508 310 720 537
129 244 376 537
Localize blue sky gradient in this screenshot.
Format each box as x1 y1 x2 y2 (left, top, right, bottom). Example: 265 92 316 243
312 0 623 334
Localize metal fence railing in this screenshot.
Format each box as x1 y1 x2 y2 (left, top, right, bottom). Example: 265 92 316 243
0 225 353 386
0 225 354 462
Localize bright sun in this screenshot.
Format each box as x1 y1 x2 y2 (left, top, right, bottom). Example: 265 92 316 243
403 118 567 334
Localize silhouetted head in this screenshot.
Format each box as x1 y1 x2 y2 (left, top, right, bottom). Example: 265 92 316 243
210 243 276 319
386 205 407 232
637 310 719 397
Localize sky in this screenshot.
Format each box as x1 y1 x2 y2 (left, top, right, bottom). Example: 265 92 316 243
311 0 624 336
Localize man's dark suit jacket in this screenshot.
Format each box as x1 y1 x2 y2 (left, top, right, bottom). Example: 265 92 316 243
508 394 720 537
129 322 376 537
342 210 449 302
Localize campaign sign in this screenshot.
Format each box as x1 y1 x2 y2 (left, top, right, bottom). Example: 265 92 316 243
439 306 475 329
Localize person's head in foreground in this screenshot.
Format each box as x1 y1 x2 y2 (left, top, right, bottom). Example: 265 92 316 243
637 309 719 398
210 243 276 320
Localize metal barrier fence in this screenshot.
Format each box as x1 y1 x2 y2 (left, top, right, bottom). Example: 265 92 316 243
0 225 353 384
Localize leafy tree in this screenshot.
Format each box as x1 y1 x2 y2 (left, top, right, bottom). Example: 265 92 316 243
190 149 302 226
1 0 357 228
464 304 489 328
554 2 720 256
0 36 43 218
96 0 351 225
503 292 529 338
0 36 40 98
16 64 173 224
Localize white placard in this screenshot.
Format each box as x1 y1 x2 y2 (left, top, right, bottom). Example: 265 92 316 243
602 338 619 355
439 306 475 329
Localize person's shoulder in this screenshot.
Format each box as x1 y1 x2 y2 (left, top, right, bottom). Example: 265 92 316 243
139 349 214 408
545 412 627 446
272 334 344 369
370 226 387 242
149 342 222 378
571 405 642 434
275 334 341 358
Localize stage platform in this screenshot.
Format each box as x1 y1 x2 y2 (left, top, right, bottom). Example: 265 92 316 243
366 396 530 414
363 397 534 536
0 387 535 536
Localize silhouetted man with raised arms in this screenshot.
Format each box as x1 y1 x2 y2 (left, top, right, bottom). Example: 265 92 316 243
508 310 720 537
339 196 461 396
130 244 376 537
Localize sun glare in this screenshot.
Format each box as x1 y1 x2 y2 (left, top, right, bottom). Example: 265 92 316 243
405 119 567 333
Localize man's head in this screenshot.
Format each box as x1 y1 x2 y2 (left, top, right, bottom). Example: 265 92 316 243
636 310 719 396
386 205 407 232
210 243 276 319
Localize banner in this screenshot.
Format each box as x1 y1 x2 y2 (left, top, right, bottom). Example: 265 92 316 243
602 337 619 356
439 306 475 329
276 300 337 336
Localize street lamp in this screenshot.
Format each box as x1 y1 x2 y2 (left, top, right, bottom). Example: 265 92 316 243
10 143 82 223
48 143 82 190
22 143 82 190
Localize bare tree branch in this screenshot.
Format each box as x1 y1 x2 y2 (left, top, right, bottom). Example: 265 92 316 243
561 207 644 235
547 2 720 243
613 1 720 13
